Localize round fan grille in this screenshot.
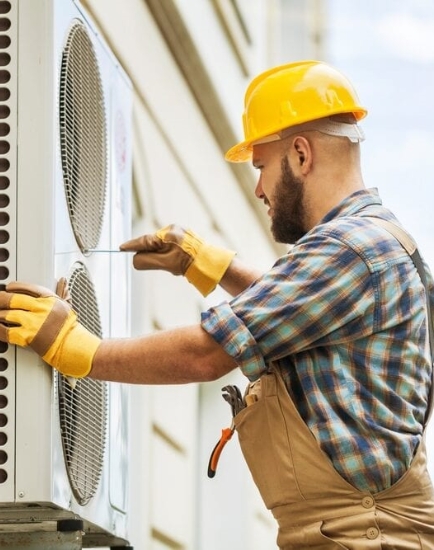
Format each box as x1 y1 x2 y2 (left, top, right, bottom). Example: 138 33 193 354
59 21 107 252
57 263 107 506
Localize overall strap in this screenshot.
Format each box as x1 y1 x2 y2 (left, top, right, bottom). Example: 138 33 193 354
365 217 434 426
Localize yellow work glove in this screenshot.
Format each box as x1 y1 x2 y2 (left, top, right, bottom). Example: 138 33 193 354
0 279 101 378
120 224 235 297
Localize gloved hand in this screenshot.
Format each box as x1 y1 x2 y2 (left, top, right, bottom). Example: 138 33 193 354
0 279 101 378
120 224 235 297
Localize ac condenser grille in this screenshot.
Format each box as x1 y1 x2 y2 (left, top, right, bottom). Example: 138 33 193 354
59 21 107 253
57 262 107 506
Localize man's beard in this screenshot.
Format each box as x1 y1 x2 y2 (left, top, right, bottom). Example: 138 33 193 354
270 156 306 244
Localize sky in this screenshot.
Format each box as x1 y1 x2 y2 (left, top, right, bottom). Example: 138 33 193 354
327 0 434 268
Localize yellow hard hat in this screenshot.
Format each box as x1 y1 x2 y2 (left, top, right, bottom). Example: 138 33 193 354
225 60 367 163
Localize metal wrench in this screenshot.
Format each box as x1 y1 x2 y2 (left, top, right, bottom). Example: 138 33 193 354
222 385 245 416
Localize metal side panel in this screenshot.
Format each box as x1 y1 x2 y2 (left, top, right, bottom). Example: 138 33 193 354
14 0 60 506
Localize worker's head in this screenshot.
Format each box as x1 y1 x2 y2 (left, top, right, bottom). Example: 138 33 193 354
226 61 367 244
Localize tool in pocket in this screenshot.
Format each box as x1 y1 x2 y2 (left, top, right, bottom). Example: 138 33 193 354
207 385 245 478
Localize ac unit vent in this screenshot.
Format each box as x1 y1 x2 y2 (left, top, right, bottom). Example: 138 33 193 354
0 0 11 489
58 262 107 506
59 21 107 253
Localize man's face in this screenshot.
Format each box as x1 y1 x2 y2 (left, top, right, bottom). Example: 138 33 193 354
253 143 306 244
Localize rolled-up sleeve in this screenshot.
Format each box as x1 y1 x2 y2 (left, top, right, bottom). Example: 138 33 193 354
201 301 267 380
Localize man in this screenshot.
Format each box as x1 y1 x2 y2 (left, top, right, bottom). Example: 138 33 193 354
0 60 433 549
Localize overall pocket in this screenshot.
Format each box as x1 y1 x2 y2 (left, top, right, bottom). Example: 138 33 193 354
277 520 350 550
234 375 300 509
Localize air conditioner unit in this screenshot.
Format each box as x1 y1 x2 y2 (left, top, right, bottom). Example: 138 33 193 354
0 0 132 547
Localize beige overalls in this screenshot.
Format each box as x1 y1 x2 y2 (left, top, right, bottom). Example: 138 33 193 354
234 367 434 549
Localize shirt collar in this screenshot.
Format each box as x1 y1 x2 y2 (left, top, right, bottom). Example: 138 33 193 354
319 188 382 224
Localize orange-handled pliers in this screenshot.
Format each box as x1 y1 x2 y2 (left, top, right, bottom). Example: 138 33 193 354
207 385 245 478
207 426 234 478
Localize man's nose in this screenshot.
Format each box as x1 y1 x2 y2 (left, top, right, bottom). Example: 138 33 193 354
254 176 264 199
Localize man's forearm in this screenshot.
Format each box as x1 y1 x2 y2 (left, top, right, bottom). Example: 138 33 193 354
219 257 262 296
90 324 238 385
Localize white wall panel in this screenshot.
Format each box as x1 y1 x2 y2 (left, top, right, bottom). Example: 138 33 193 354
151 431 196 546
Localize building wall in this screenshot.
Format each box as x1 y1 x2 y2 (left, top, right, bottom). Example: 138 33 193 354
279 0 327 61
79 1 326 548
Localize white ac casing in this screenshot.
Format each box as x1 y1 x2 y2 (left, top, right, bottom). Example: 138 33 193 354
0 0 132 546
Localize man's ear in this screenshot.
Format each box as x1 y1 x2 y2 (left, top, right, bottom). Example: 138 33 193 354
291 136 312 175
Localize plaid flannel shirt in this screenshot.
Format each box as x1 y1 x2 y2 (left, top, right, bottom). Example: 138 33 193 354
201 188 433 493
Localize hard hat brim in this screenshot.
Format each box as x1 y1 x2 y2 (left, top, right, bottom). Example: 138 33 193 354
225 140 254 163
225 110 367 163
